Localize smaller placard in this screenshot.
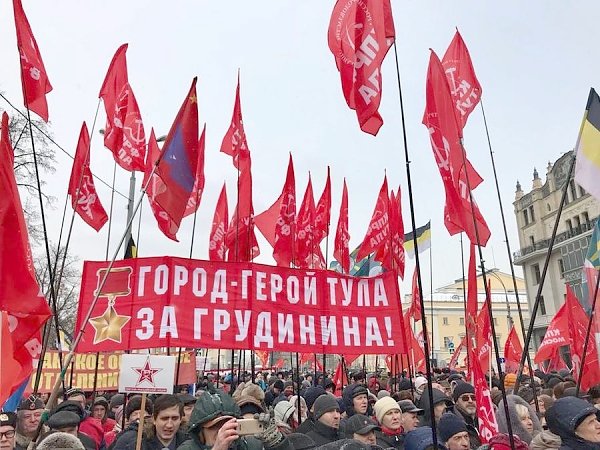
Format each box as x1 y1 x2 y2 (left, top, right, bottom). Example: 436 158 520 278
119 354 176 394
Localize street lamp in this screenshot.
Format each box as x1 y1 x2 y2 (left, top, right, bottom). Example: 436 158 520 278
486 269 513 329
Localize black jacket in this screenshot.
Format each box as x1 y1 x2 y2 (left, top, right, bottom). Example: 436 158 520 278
450 406 481 449
111 422 187 450
305 420 340 446
546 396 600 450
374 429 404 449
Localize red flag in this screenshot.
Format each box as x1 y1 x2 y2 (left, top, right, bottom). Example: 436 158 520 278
183 124 206 218
221 76 259 262
327 0 395 135
410 327 427 373
99 44 146 172
0 112 51 400
441 30 482 130
333 179 350 274
534 302 569 364
475 287 492 370
423 50 490 246
472 353 499 443
13 0 52 122
504 325 523 373
466 243 478 340
255 350 270 368
144 129 178 241
449 335 467 370
67 122 108 232
208 183 229 262
332 361 349 396
273 154 297 267
409 266 422 322
383 188 405 278
255 192 283 248
295 176 324 269
154 78 199 235
356 176 389 260
566 286 600 391
314 167 331 244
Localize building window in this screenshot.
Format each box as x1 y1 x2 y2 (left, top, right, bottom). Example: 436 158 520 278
442 317 449 325
532 264 541 285
523 209 529 226
443 336 453 348
558 259 565 278
574 216 581 230
583 211 590 224
529 206 535 222
459 317 465 326
540 295 547 315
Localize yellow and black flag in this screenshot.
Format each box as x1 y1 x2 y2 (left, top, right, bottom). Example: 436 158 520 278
574 88 600 201
124 236 137 259
403 221 431 258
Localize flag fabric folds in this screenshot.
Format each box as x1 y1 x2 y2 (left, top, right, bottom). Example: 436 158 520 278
472 353 499 442
534 301 569 364
314 167 331 245
209 183 229 262
409 266 422 322
154 78 199 238
273 154 296 267
356 176 389 261
504 325 523 373
441 30 482 130
574 88 600 201
295 176 325 269
0 112 51 404
183 124 206 218
333 179 350 274
67 122 108 232
384 188 405 278
12 0 52 122
99 44 146 172
403 221 432 258
327 0 395 135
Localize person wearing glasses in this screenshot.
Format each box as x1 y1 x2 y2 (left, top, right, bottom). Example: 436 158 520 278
449 383 480 449
0 412 17 450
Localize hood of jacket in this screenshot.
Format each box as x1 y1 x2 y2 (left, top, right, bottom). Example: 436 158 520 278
496 394 541 444
417 388 453 427
546 396 600 447
342 384 370 418
188 389 241 433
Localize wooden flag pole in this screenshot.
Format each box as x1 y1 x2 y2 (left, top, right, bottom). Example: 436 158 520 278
135 394 147 450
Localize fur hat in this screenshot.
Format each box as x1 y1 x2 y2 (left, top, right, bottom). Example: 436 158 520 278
313 394 339 421
373 396 400 423
241 383 265 402
236 395 265 416
37 432 85 450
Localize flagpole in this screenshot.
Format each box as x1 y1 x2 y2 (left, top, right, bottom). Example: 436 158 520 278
391 42 438 446
515 152 577 391
479 100 537 393
459 233 471 373
429 245 434 362
576 273 600 395
105 162 117 260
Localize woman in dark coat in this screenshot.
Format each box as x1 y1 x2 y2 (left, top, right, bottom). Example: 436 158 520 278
546 396 600 450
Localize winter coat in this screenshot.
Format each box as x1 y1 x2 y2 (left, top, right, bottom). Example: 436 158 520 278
341 384 372 418
529 430 562 450
403 427 441 450
305 420 340 446
546 396 600 450
111 421 188 450
295 416 315 435
417 388 453 428
374 429 405 449
450 405 481 449
496 394 542 445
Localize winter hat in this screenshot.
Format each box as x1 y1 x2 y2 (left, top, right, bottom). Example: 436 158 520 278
437 413 467 443
504 373 517 390
19 395 44 411
373 396 400 423
125 395 153 420
93 396 109 410
47 411 81 430
0 412 16 428
304 386 326 411
377 390 390 399
242 383 265 402
237 395 265 416
397 378 412 391
273 379 285 391
286 433 317 450
274 400 296 423
529 430 562 450
484 433 529 450
109 393 125 409
413 376 428 392
52 400 86 420
313 394 339 421
37 432 85 450
452 382 475 402
345 414 380 436
403 426 438 450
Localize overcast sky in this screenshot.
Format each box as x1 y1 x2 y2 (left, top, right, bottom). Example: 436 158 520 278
0 1 598 296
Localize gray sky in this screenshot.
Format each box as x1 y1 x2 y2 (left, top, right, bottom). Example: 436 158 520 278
0 1 598 296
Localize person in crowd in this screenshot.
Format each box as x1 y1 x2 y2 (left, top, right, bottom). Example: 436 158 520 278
588 385 600 408
255 373 267 392
403 426 445 450
274 401 295 435
323 379 336 395
476 434 529 450
0 412 17 450
496 394 541 445
15 395 44 450
109 395 125 421
417 387 454 428
108 396 154 450
46 410 95 450
546 396 600 450
398 400 423 434
265 380 285 408
342 384 370 418
66 389 89 411
53 400 105 450
288 396 307 429
295 386 325 434
92 397 117 434
450 382 480 448
528 429 562 450
368 378 381 397
305 394 341 446
438 413 469 450
413 377 428 403
177 393 198 432
177 389 288 450
373 396 403 448
112 394 187 450
352 372 366 386
37 432 86 450
344 414 380 446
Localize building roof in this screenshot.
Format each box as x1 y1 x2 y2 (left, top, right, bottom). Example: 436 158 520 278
437 268 525 293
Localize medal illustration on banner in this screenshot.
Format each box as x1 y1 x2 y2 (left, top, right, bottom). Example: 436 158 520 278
89 266 133 344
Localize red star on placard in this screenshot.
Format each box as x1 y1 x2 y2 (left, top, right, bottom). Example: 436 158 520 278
133 357 162 386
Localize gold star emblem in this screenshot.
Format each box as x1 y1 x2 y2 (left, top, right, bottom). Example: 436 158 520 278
189 94 197 104
90 303 130 344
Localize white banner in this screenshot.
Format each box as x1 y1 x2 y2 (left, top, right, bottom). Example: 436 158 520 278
119 354 176 394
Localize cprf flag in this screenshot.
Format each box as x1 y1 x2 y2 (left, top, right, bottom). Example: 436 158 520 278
327 0 395 135
314 167 331 245
273 154 297 268
574 88 600 201
68 123 108 232
333 179 350 274
534 301 569 364
409 266 422 322
472 353 499 443
209 183 229 262
183 124 206 218
504 325 523 373
441 30 482 130
295 176 324 269
12 0 52 122
356 176 389 261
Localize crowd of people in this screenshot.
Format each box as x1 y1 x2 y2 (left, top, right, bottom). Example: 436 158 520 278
2 367 600 450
